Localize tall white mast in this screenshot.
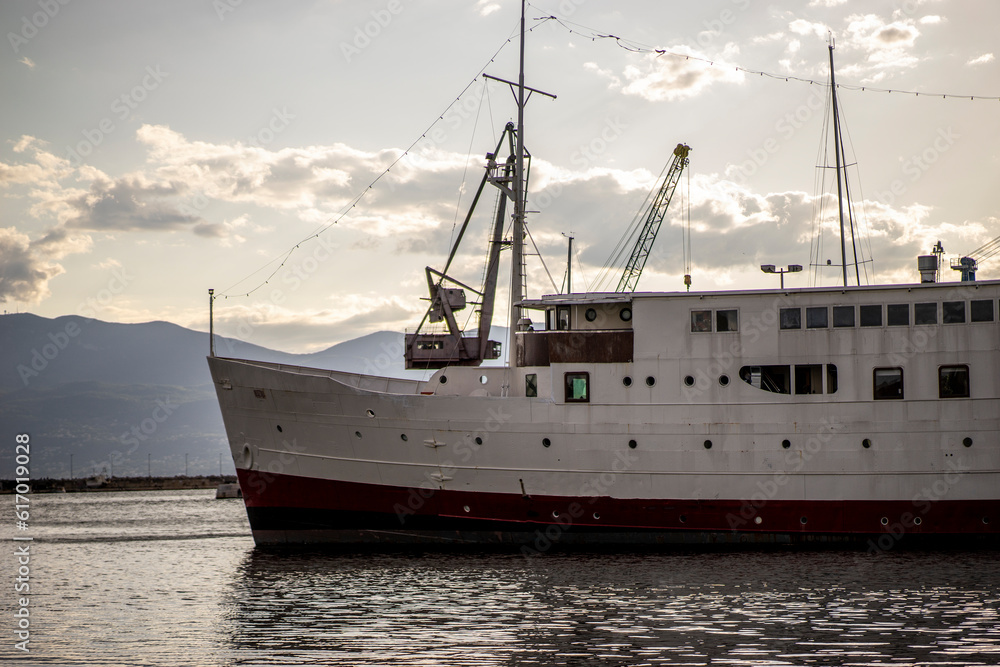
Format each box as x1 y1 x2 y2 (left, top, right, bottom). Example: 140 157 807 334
509 0 526 368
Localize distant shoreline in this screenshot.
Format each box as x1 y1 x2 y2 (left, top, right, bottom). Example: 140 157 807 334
0 475 239 493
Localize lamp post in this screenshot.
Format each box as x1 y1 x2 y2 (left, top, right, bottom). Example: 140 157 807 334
760 264 802 289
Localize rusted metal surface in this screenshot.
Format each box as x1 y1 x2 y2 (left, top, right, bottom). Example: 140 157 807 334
518 330 634 366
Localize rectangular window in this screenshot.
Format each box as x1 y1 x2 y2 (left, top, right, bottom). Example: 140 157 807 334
690 310 712 332
525 373 538 398
716 309 738 332
795 364 823 394
826 364 838 394
971 299 995 322
780 307 801 330
738 365 790 394
557 306 570 331
806 307 828 329
942 301 965 324
860 304 882 327
874 367 904 400
887 304 909 326
833 306 855 328
914 302 937 325
939 365 969 398
564 372 590 403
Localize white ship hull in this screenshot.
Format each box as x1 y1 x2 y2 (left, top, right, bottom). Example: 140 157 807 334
209 282 1000 547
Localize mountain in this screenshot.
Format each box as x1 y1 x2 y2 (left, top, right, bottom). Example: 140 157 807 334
0 314 503 478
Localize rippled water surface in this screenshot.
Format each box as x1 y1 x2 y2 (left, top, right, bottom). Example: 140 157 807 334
2 490 999 665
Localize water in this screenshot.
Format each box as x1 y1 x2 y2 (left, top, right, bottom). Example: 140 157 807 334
2 490 1000 665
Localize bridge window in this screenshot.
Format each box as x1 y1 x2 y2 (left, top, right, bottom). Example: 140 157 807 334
833 306 855 327
525 373 538 398
860 304 883 327
914 302 937 325
971 299 995 322
874 367 904 400
887 304 909 326
564 372 590 403
939 365 969 398
806 307 828 329
942 301 966 324
780 308 801 330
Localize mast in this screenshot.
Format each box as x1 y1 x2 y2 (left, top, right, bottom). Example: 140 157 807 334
509 0 526 368
829 40 848 287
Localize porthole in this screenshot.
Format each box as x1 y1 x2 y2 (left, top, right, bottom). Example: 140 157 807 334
880 516 889 526
276 424 283 433
439 375 448 384
782 439 791 449
542 438 551 448
585 308 597 322
719 375 730 387
678 514 687 524
366 409 376 418
963 437 973 448
913 516 922 526
622 376 633 387
463 505 470 513
619 307 632 322
475 436 483 445
628 439 637 450
552 510 560 519
593 512 600 520
754 516 762 525
645 376 656 387
862 438 872 449
479 375 488 385
400 434 408 442
683 375 695 387
800 516 808 525
983 516 990 525
354 431 362 439
703 439 712 449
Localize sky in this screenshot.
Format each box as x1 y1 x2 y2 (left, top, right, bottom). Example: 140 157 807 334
1 0 998 353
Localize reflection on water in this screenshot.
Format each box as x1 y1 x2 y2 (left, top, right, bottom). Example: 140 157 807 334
223 549 1000 666
2 491 999 665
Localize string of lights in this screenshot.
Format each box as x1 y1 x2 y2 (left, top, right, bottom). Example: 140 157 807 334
534 11 1000 102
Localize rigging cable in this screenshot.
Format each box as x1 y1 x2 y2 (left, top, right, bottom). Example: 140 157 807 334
531 8 1000 102
216 19 527 299
589 159 670 292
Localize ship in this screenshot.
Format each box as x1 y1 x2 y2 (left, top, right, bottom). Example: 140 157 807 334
208 4 1000 547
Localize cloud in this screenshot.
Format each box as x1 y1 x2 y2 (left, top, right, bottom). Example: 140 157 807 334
61 176 203 233
840 14 921 76
789 19 830 39
475 0 501 16
0 226 92 304
617 44 745 102
967 53 994 66
18 56 35 70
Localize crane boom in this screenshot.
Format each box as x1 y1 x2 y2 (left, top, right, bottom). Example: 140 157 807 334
617 143 691 293
951 232 1000 282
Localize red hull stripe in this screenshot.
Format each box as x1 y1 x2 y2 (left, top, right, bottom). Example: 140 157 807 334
236 470 1000 545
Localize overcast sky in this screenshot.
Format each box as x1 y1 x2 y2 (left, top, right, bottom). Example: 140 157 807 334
2 0 998 352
